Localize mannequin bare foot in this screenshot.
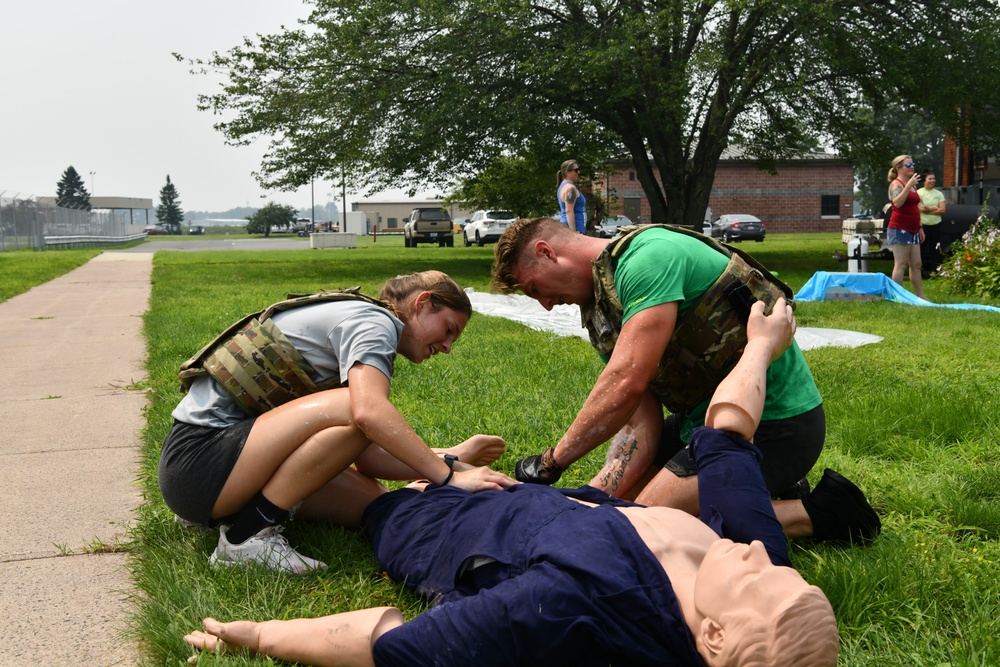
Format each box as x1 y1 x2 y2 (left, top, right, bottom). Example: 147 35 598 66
184 618 262 654
440 434 506 466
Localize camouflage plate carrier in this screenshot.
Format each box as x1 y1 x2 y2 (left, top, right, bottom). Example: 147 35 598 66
178 288 390 416
582 224 794 413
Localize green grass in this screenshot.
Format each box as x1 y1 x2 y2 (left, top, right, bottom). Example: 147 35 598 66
16 233 1000 665
0 248 103 302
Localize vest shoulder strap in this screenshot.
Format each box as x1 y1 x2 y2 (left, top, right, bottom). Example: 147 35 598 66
178 288 388 390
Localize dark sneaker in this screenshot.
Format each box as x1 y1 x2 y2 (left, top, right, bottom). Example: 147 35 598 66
775 477 811 501
802 468 881 545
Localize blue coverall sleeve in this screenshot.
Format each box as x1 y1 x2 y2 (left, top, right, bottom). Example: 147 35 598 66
690 427 791 567
373 562 604 667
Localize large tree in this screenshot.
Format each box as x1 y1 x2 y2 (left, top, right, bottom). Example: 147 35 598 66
156 175 185 234
246 202 297 236
55 166 91 211
851 105 946 214
187 0 1000 228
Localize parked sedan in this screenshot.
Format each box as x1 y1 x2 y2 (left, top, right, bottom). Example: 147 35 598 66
463 209 517 246
710 214 766 242
596 214 632 238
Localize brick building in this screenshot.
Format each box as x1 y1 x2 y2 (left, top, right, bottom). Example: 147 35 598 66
941 135 1000 205
596 148 854 233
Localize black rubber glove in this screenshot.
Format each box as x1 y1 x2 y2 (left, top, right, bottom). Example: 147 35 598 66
515 447 564 485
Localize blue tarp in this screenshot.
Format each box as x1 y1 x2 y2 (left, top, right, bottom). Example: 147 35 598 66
795 272 1000 313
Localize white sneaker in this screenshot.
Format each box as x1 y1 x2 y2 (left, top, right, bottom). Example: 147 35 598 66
209 525 327 574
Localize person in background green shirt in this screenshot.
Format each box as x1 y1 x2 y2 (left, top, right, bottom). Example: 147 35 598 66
917 170 947 277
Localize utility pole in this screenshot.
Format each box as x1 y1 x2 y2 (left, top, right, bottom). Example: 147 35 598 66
89 171 96 195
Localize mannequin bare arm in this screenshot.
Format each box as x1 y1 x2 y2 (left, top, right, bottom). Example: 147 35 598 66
704 298 796 440
184 608 404 667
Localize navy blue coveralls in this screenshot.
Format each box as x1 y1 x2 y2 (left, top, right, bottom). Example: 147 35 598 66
363 427 790 667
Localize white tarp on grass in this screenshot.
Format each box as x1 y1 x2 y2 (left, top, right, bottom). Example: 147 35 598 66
465 288 883 351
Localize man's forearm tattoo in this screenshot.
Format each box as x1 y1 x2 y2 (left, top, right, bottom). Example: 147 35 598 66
598 433 640 493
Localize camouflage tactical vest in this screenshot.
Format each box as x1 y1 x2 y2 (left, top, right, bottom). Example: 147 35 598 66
178 288 390 416
582 224 793 413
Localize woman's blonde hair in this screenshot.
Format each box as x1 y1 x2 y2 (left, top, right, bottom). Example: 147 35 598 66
887 155 911 182
557 159 579 185
378 271 471 321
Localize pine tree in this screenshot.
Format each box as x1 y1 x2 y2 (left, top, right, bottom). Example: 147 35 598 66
55 166 91 210
156 175 184 234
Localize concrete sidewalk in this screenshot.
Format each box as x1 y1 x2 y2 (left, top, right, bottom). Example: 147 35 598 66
0 251 152 665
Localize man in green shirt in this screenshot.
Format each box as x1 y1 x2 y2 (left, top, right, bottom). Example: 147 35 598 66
917 171 947 277
492 217 879 544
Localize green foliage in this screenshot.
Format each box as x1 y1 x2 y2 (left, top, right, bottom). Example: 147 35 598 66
245 202 297 236
447 151 596 218
181 0 1000 230
938 214 1000 299
156 175 184 234
843 105 946 214
55 165 91 210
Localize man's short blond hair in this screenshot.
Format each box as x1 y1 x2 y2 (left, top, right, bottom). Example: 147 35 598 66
491 217 575 293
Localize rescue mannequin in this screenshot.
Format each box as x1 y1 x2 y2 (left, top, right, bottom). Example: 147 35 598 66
184 298 840 667
491 217 879 545
159 271 515 573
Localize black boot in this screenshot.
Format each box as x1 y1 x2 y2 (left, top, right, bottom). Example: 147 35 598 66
802 468 881 545
775 477 811 501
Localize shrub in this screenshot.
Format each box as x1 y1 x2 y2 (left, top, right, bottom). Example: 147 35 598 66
938 212 1000 299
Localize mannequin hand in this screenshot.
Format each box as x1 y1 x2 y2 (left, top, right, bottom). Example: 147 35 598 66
746 298 796 363
515 448 564 484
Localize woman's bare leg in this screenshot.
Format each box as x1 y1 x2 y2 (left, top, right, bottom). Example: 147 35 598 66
294 468 389 528
890 244 909 286
353 434 506 480
907 244 925 298
213 388 372 517
184 608 404 667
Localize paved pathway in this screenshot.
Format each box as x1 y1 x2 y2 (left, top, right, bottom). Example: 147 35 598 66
0 251 152 665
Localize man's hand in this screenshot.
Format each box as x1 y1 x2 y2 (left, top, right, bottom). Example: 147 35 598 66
514 447 564 485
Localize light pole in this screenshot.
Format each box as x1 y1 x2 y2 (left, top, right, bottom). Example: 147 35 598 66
89 171 96 195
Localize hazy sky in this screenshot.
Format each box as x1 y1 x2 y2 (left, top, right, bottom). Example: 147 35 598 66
0 1 412 214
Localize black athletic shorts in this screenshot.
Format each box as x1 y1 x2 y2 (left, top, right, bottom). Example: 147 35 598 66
158 418 256 526
656 403 825 498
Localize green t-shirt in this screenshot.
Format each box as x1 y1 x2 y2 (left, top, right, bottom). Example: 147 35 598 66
918 187 945 226
613 227 822 441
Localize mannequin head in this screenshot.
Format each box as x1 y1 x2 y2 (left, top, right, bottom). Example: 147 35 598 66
694 539 839 667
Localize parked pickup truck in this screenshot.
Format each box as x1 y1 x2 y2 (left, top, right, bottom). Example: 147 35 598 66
403 208 455 247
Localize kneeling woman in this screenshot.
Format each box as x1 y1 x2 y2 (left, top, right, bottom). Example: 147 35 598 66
159 271 514 573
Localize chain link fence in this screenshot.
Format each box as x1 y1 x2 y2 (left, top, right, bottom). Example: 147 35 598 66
0 192 148 251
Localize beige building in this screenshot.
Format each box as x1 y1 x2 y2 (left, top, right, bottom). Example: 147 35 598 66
352 199 474 231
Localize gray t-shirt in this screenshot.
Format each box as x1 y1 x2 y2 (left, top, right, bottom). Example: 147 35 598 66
172 300 405 428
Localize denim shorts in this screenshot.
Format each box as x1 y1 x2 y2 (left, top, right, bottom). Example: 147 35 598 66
888 228 920 246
